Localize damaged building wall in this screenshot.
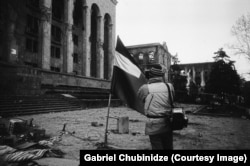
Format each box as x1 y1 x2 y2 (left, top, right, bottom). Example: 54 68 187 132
0 0 117 95
127 43 172 81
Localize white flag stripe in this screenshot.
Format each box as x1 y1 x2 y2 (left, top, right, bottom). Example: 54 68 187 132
114 51 141 78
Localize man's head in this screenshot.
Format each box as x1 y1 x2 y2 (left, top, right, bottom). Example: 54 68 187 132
149 64 165 78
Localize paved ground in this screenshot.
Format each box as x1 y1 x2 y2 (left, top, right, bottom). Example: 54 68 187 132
14 104 250 163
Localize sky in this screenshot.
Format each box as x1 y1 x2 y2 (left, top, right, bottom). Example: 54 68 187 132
116 0 250 80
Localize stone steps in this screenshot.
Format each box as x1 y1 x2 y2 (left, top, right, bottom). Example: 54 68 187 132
0 87 122 117
0 95 82 117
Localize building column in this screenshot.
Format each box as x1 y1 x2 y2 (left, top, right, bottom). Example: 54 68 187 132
192 67 196 84
81 4 88 76
201 69 206 88
83 5 91 77
110 14 116 81
40 0 52 70
97 15 104 79
108 24 113 80
63 0 74 73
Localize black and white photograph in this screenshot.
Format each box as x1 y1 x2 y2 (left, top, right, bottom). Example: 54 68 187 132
0 0 250 165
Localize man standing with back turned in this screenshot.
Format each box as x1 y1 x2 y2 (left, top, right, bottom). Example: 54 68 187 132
137 64 175 150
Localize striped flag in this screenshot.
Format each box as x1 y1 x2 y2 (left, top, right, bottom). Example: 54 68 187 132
4 149 48 162
111 36 147 115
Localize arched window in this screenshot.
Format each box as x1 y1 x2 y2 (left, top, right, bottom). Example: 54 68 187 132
90 4 100 77
103 14 112 80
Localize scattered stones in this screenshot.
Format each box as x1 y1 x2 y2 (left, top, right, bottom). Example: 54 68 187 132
129 119 140 122
91 122 103 127
131 131 141 136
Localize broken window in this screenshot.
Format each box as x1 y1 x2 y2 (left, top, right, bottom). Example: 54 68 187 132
73 34 78 46
26 0 40 9
51 46 61 59
148 51 155 62
138 53 144 60
26 14 39 35
51 25 61 43
73 53 78 63
73 0 83 26
52 0 64 21
50 66 60 72
26 38 38 53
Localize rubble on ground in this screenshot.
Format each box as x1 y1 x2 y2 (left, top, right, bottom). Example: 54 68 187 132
0 117 73 166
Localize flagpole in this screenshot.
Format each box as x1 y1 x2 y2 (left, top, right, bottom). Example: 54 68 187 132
104 93 112 147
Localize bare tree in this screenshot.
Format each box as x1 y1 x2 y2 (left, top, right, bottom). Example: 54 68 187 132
231 13 250 61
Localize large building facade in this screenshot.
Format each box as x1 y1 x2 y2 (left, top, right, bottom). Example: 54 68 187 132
0 0 117 95
127 42 172 81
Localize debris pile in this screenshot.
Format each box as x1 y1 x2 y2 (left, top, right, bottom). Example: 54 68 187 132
0 117 65 166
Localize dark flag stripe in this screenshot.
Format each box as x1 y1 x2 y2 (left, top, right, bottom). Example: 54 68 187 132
115 36 140 68
111 36 147 115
